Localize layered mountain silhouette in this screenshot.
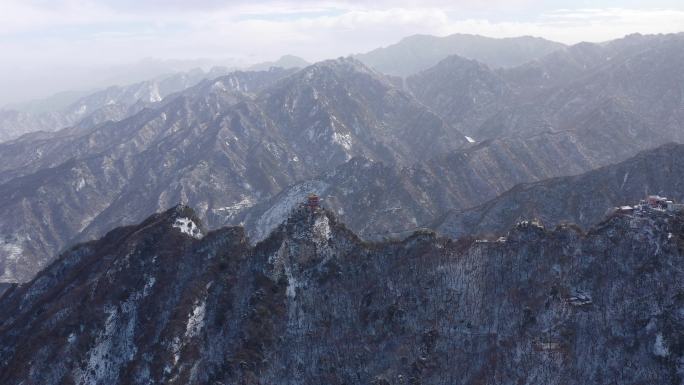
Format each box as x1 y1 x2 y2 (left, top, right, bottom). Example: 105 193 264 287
2 30 684 385
407 33 684 163
1 33 683 284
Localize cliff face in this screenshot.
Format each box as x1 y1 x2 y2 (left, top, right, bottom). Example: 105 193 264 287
2 204 684 385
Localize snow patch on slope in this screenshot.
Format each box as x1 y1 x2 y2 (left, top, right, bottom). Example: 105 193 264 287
332 131 352 151
620 171 630 190
313 215 332 244
73 276 155 385
173 218 203 239
74 305 137 385
214 196 255 220
212 81 227 92
75 177 87 191
654 333 669 357
185 300 206 338
0 235 27 283
149 83 162 102
284 260 299 299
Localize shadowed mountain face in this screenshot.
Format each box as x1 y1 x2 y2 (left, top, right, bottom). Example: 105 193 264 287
435 143 684 239
406 55 513 135
2 204 684 384
356 33 565 76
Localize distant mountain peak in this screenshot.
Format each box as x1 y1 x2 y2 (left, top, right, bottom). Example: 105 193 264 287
248 55 310 71
431 54 493 70
356 33 565 76
303 56 378 77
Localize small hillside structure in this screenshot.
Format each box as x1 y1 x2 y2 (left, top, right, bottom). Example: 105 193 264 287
306 194 320 211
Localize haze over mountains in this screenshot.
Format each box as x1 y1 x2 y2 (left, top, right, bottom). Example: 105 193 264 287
0 58 466 282
0 33 562 142
2 22 684 385
1 32 683 283
248 55 310 71
0 70 213 142
0 57 311 143
356 33 566 75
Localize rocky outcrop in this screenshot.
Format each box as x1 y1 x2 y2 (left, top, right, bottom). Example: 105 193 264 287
1 203 684 384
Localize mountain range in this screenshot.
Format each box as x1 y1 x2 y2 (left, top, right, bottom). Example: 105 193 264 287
237 135 602 243
0 69 224 143
2 29 684 384
406 33 684 161
1 202 683 384
355 33 565 76
1 32 683 285
0 59 468 282
0 57 312 144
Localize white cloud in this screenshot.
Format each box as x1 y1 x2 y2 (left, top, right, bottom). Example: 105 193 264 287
535 8 684 41
0 1 683 104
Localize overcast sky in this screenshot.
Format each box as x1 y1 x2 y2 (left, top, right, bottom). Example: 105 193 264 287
1 0 684 105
